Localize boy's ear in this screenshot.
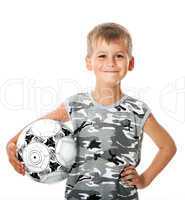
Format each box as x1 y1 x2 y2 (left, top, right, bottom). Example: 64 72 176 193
85 56 92 71
128 56 134 71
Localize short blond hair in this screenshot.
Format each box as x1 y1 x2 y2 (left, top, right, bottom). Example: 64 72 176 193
87 22 133 58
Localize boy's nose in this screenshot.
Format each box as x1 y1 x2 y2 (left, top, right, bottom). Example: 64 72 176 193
106 57 116 67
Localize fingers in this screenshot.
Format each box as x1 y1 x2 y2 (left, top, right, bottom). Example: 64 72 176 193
124 165 136 171
122 173 137 180
7 142 25 176
120 165 138 186
121 166 137 178
125 179 137 188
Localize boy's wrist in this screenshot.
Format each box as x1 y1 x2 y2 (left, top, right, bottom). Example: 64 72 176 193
140 172 153 188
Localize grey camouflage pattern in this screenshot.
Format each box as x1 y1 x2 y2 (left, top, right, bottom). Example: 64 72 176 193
63 92 151 200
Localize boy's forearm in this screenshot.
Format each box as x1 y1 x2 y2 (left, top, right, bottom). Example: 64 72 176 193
141 146 177 186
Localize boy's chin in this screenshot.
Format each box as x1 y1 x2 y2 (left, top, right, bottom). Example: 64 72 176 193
98 79 121 87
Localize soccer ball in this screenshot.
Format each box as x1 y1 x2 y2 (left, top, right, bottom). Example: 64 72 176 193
16 119 77 184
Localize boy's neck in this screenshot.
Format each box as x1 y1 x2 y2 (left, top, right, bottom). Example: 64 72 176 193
92 84 124 106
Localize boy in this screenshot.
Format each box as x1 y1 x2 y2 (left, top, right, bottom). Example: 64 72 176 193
7 22 177 200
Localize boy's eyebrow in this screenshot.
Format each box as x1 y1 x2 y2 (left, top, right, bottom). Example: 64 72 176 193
96 50 126 54
116 51 126 54
96 51 107 54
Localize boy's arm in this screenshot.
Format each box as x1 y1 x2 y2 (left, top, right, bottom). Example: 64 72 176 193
141 113 177 186
7 103 70 175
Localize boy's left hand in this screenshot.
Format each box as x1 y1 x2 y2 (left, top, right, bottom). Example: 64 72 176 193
120 165 149 189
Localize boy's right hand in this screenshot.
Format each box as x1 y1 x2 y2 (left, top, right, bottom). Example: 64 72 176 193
7 142 25 175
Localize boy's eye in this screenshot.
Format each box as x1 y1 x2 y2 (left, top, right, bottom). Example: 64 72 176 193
98 55 106 58
116 54 124 58
97 54 125 59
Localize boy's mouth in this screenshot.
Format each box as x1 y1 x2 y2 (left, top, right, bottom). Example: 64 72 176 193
103 71 118 72
103 71 119 73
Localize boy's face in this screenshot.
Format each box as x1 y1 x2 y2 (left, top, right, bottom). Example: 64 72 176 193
86 39 134 88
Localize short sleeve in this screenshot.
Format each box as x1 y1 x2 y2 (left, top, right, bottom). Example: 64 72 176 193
63 96 76 132
140 102 152 129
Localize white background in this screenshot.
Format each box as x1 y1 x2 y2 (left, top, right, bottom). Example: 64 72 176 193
0 0 184 199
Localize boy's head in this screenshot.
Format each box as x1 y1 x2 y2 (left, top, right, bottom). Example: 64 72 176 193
86 22 133 58
85 22 134 87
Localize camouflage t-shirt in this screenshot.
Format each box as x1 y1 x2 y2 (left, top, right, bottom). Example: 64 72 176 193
63 91 151 200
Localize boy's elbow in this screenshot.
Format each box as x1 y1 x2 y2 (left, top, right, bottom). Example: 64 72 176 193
172 142 177 155
166 141 177 156
171 138 177 154
160 140 177 155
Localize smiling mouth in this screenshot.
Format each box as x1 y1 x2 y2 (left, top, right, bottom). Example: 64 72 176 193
103 71 118 73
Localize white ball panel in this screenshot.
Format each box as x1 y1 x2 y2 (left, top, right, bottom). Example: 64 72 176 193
31 119 62 137
23 143 50 172
16 124 32 148
41 171 68 184
56 136 77 167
